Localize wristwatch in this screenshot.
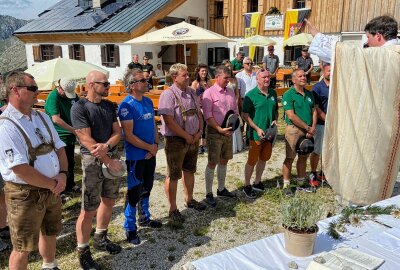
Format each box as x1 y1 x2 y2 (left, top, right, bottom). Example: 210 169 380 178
59 170 68 177
106 143 112 150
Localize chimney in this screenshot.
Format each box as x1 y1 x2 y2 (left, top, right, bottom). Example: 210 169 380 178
92 0 107 9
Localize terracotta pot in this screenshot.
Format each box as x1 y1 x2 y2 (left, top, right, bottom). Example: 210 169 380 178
283 225 318 257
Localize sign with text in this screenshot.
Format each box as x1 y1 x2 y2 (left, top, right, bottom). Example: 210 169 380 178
264 15 284 30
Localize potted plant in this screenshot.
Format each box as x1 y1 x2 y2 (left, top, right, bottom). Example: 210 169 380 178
281 192 325 257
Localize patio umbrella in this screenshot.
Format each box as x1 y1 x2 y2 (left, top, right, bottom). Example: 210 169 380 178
240 35 276 46
125 21 235 65
25 58 109 90
283 33 313 47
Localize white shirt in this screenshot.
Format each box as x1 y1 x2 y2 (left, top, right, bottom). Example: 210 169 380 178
0 103 65 184
236 70 257 98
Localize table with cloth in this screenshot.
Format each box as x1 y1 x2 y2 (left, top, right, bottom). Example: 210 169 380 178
183 195 400 270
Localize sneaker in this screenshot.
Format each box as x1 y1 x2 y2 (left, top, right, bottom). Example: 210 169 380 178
169 209 185 223
198 146 205 154
185 199 206 211
296 179 314 193
217 188 235 198
283 187 295 197
126 230 141 245
93 232 122 254
243 185 256 199
139 219 162 228
252 182 265 192
205 193 217 207
77 246 101 270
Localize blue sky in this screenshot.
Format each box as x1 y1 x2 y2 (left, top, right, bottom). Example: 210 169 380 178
0 0 60 20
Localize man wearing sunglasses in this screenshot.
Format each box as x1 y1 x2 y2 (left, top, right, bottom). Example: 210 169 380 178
71 70 122 270
0 71 68 270
262 45 279 89
118 69 162 246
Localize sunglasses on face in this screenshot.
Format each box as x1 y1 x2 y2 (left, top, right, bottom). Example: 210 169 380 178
17 85 39 92
244 62 253 65
130 78 147 84
268 49 274 51
94 81 110 87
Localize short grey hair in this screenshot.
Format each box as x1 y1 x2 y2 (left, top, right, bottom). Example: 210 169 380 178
123 68 143 93
169 63 187 77
5 71 34 97
214 65 231 77
243 57 252 63
291 69 304 78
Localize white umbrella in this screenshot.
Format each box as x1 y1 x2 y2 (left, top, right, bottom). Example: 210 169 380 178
25 58 109 90
240 35 276 46
125 21 235 65
283 33 313 47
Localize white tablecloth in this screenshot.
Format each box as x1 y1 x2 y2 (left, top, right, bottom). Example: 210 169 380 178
184 195 400 270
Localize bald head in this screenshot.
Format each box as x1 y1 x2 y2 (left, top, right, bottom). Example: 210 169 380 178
86 70 107 84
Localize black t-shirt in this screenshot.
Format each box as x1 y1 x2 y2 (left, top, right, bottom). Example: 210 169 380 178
128 62 143 70
71 98 117 155
142 63 153 73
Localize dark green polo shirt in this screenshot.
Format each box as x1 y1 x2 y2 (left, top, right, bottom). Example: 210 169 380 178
231 58 243 71
282 86 315 126
44 88 79 145
243 86 278 141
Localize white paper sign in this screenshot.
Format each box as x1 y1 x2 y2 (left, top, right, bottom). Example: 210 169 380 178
264 15 283 30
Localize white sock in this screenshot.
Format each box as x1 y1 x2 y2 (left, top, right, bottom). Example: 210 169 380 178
283 179 290 188
95 228 107 234
77 242 89 249
42 260 58 269
205 166 215 194
217 164 227 191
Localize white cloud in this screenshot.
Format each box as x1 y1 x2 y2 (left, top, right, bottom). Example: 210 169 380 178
0 0 32 9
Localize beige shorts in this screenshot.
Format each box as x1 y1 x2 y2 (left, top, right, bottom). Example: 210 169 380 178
285 125 309 159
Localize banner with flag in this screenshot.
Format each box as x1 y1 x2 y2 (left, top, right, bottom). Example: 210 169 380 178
284 8 311 40
244 12 261 60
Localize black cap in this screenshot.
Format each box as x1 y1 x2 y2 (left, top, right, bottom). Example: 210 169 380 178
296 136 314 155
221 110 240 131
264 124 277 142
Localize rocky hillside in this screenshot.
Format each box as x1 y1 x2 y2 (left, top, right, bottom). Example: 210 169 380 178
0 15 30 74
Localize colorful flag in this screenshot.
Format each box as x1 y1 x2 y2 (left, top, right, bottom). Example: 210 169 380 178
244 12 261 60
284 8 311 40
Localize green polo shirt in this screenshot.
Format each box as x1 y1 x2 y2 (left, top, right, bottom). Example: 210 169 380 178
44 88 79 145
231 58 243 71
282 86 315 126
243 86 278 141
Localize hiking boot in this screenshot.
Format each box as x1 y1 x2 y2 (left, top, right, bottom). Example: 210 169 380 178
93 232 122 254
77 246 101 270
205 193 217 207
185 199 206 211
252 182 265 192
139 219 162 228
169 209 185 223
243 185 256 199
296 179 314 193
217 188 235 198
126 230 141 245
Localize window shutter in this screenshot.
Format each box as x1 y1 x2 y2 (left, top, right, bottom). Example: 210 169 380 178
68 45 73 59
54 45 63 58
33 45 41 62
114 45 120 67
80 45 85 61
101 45 107 66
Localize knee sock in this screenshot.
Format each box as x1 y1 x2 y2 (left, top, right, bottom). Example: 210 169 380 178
217 164 227 191
205 166 215 194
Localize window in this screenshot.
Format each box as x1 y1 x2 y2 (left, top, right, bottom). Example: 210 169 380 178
284 45 302 64
215 1 224 18
294 0 306 9
254 47 264 65
69 44 85 61
32 45 62 62
247 0 258 13
208 47 229 66
100 44 120 67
